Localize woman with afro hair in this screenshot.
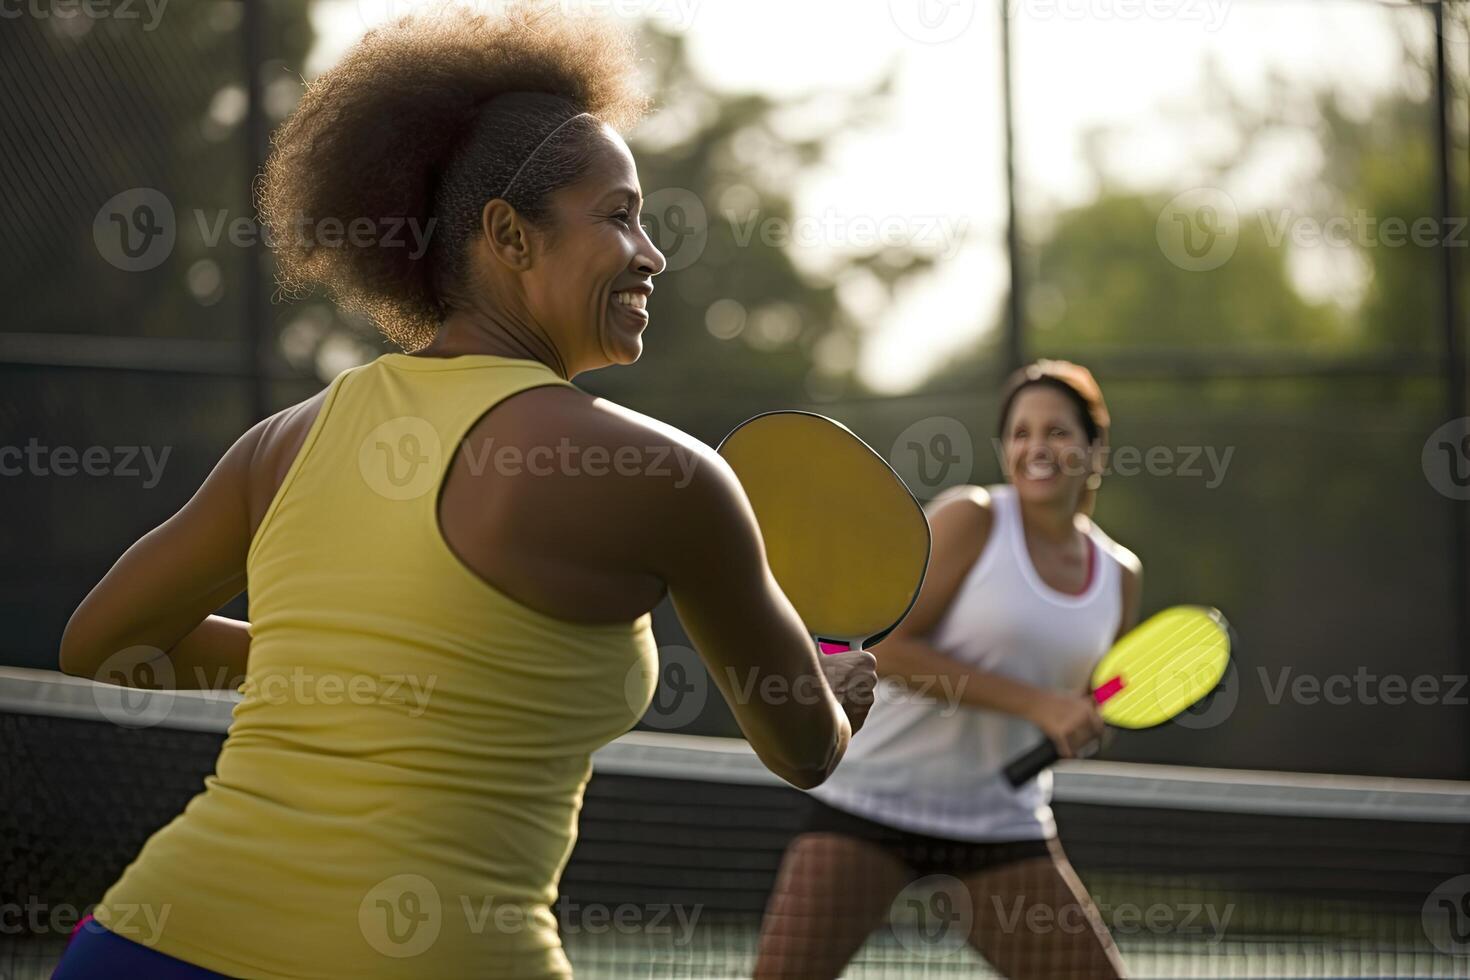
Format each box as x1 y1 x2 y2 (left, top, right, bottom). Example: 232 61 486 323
54 6 876 977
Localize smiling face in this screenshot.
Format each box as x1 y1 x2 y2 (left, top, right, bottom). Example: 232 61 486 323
517 125 665 374
1001 383 1099 510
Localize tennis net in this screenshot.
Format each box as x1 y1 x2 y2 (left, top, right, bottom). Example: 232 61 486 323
2 666 1468 978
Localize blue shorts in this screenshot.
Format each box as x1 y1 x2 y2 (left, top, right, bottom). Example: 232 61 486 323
51 914 231 979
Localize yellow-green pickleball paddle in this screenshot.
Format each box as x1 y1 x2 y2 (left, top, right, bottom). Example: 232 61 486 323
1005 605 1233 787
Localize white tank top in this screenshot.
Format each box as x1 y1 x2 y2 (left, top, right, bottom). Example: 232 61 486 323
810 484 1132 841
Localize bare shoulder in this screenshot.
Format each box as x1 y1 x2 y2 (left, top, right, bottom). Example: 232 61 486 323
881 485 995 640
475 387 732 574
256 387 330 448
929 483 993 510
913 485 997 588
926 484 995 537
240 386 333 528
483 385 718 490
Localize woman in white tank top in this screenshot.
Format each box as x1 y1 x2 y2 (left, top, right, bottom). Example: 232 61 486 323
755 361 1141 979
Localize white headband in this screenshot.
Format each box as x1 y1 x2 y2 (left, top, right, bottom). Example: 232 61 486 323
499 111 595 201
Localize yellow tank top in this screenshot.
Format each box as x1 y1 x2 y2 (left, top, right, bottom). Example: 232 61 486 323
95 353 659 979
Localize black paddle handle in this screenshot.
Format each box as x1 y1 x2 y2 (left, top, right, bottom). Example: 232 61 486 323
1003 739 1060 788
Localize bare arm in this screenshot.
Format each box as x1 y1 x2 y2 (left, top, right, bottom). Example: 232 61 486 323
58 422 266 691
866 488 1051 715
648 447 865 790
867 486 1105 756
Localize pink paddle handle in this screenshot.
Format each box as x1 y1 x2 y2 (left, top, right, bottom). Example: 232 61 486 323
1094 675 1126 704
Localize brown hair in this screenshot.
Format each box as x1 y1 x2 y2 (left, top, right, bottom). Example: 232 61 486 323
996 359 1111 515
257 3 650 352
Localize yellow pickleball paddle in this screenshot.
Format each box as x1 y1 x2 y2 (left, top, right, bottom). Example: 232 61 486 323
717 411 930 651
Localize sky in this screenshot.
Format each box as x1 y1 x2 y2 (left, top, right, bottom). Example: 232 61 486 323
310 0 1425 392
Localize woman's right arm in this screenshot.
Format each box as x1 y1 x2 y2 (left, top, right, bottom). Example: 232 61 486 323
647 447 872 790
866 487 1103 758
